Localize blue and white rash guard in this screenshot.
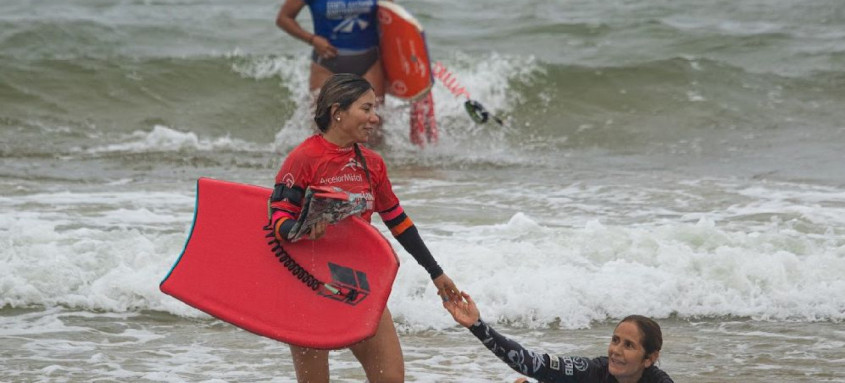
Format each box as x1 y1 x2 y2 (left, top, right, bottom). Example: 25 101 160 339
305 0 379 52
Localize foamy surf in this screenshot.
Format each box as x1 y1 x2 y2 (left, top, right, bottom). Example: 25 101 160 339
3 0 845 380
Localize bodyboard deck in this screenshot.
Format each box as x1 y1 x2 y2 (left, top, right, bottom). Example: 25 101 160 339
377 1 433 100
377 1 438 146
160 178 399 349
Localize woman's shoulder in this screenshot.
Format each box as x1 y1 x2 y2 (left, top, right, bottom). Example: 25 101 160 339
358 144 385 164
359 145 388 177
642 365 674 383
278 136 324 169
288 135 326 156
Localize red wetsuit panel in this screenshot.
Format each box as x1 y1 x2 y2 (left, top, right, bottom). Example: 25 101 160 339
271 134 399 221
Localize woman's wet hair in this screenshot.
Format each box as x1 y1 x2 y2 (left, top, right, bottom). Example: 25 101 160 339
620 315 663 358
313 73 374 132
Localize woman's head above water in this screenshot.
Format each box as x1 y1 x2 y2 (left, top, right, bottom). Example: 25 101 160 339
607 315 663 382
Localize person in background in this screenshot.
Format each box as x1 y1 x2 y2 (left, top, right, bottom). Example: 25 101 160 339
269 73 459 382
276 0 387 99
444 291 674 383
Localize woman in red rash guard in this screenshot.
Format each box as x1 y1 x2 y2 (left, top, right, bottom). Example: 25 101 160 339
268 73 460 383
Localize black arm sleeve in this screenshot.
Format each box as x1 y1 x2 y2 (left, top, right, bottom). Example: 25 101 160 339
276 217 296 241
381 205 443 279
468 320 674 383
394 225 443 279
469 319 589 383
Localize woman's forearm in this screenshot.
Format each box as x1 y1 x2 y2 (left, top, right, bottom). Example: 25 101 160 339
276 1 314 45
276 17 314 45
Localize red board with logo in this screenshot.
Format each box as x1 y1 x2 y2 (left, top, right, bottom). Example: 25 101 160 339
377 1 433 100
160 178 399 349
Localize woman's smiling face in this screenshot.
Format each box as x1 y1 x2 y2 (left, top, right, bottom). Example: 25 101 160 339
607 321 656 382
333 89 379 146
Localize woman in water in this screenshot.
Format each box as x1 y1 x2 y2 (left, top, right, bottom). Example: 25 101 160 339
276 0 387 98
269 73 459 382
444 291 674 383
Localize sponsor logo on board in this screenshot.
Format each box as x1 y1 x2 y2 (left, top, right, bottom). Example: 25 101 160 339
318 262 370 305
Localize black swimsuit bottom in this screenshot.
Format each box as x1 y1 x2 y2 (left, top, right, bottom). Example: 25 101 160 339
312 47 379 76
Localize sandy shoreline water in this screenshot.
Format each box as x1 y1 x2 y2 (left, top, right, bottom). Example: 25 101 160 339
2 307 843 382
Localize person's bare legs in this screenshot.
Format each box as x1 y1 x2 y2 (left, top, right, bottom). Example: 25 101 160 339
288 309 402 382
309 57 384 99
362 59 386 101
289 344 329 383
309 62 334 94
349 308 404 382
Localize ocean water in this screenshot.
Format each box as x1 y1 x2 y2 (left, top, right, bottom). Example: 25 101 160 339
2 0 844 381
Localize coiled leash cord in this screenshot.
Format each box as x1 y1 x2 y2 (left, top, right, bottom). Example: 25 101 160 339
263 224 359 302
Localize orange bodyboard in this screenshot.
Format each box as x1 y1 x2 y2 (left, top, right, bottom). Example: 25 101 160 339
378 1 434 100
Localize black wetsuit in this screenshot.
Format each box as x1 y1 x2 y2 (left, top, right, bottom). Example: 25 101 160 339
469 319 674 383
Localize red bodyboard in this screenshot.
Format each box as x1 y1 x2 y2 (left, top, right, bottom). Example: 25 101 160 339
160 178 399 349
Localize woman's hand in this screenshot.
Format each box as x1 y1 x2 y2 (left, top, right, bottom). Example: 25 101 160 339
442 291 480 328
309 220 328 240
433 273 461 303
311 36 338 59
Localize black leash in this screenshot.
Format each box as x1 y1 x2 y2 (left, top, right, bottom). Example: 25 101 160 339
464 99 504 125
433 61 506 126
263 223 359 300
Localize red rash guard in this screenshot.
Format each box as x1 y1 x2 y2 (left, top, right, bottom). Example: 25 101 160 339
270 134 443 279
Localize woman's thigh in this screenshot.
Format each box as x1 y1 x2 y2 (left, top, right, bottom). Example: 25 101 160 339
362 60 386 101
311 56 385 100
288 344 329 383
349 308 404 382
309 62 334 93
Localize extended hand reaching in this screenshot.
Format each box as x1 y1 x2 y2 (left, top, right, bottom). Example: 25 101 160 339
433 273 461 303
308 220 328 240
442 291 480 328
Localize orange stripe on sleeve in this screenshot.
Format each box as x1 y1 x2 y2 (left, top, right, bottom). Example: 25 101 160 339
274 217 291 241
389 217 414 237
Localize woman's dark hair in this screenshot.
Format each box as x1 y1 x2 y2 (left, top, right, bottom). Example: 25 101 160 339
620 315 663 358
313 73 374 132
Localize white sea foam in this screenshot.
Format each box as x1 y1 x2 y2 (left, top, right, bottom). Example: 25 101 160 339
3 1 845 380
393 214 845 330
83 125 269 154
383 52 542 162
2 177 843 330
0 190 203 317
230 53 319 153
228 50 544 165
